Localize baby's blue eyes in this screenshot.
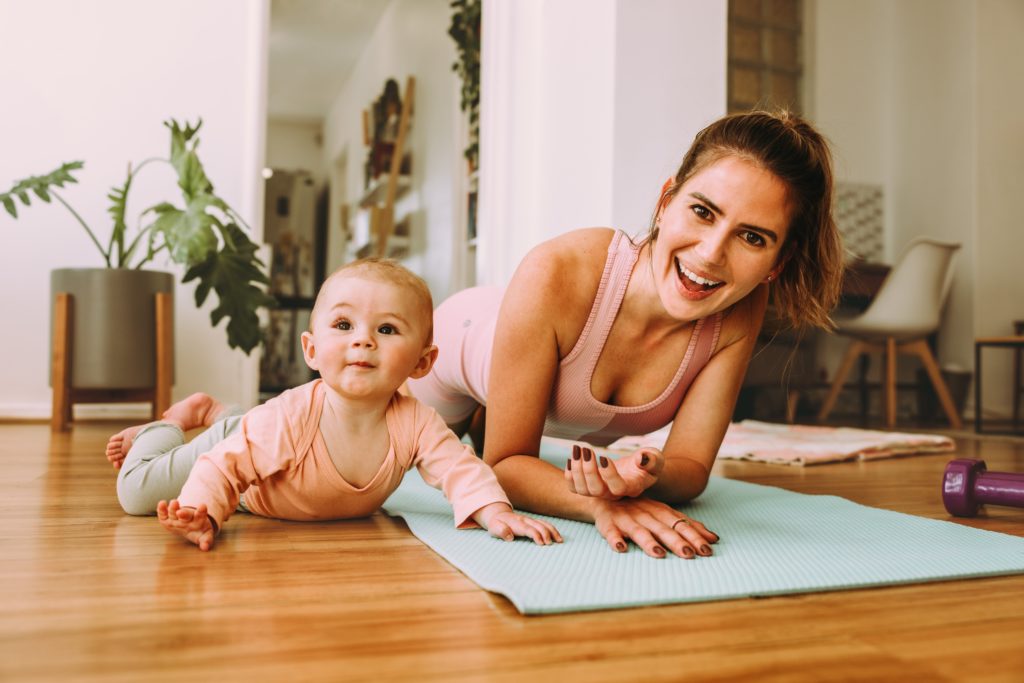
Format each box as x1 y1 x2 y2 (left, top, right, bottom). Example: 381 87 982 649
335 320 351 330
378 325 396 335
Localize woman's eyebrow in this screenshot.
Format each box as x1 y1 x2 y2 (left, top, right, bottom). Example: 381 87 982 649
689 192 779 243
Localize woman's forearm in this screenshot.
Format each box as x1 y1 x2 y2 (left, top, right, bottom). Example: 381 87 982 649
491 455 600 522
646 456 711 505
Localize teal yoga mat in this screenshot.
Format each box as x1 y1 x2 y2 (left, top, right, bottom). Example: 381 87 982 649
382 441 1024 615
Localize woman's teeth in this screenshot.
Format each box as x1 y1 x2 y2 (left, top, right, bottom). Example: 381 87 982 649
676 259 723 289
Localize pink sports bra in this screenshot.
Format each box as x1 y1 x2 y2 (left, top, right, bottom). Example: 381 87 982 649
542 230 722 446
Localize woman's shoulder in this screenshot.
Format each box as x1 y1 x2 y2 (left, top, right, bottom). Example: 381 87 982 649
517 228 617 285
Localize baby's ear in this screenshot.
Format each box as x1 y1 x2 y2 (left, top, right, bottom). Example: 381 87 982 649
300 331 318 371
408 344 439 380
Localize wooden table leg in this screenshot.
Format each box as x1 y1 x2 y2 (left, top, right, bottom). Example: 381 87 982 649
51 293 73 432
155 292 173 418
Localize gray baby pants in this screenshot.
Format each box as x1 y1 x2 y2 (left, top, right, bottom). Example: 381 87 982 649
116 407 245 516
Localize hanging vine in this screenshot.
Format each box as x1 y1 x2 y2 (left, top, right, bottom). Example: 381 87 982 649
448 0 480 171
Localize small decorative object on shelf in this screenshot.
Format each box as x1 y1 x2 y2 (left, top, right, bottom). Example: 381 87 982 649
353 76 415 259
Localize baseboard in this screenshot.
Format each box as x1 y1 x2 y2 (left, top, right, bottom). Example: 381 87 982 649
0 403 152 421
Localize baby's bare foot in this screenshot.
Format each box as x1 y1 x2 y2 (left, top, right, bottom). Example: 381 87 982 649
161 393 225 432
105 424 148 469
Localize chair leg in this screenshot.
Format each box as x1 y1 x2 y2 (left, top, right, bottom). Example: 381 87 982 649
1013 346 1021 429
906 339 962 430
884 337 897 430
818 340 866 423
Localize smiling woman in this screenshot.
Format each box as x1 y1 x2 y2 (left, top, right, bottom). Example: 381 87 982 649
406 109 845 560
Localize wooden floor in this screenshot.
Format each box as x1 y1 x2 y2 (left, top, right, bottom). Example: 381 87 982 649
2 420 1023 682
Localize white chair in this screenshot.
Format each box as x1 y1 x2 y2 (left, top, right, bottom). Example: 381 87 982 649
817 238 963 430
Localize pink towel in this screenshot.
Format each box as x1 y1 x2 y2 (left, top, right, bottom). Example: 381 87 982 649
607 420 956 466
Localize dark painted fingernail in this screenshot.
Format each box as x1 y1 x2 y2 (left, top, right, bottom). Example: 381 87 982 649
699 544 712 556
681 547 695 559
640 454 649 467
652 545 665 557
572 445 580 461
599 456 609 468
566 458 572 470
707 530 720 542
583 449 592 462
615 541 626 552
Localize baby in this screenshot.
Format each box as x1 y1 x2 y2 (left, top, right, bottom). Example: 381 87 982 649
107 258 561 551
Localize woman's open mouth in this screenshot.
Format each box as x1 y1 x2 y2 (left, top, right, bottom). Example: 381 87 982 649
675 257 724 293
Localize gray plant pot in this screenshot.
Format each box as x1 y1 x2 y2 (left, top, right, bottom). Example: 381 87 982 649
49 268 174 389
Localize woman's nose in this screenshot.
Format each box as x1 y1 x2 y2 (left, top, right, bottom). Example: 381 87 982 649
695 230 728 266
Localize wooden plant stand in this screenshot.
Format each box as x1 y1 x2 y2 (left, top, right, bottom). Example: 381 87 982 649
50 292 173 432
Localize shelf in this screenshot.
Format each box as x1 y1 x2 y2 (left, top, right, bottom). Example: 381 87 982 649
358 172 412 208
350 214 411 260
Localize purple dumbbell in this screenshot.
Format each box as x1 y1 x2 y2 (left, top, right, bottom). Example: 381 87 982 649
942 458 1024 517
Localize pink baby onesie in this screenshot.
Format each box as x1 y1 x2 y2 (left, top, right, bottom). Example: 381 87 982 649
408 229 722 446
176 379 510 529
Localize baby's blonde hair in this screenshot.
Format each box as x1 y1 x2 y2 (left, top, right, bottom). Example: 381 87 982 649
310 258 434 344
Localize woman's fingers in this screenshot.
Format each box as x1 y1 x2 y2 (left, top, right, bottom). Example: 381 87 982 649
664 516 715 557
593 498 719 558
579 446 609 495
623 525 667 558
597 522 629 554
595 455 629 497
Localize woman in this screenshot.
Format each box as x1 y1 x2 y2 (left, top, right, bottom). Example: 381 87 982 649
408 110 844 559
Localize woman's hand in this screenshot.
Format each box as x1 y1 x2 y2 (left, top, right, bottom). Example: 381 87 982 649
564 444 663 499
590 496 718 559
473 502 563 545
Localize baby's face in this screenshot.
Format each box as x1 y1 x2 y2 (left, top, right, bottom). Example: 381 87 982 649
302 275 433 401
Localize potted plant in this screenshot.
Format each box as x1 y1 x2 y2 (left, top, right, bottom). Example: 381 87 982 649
1 119 274 389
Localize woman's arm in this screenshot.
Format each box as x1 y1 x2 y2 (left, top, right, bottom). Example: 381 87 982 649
647 284 769 504
482 236 595 518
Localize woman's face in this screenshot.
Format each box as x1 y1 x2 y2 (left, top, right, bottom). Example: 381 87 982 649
650 155 792 321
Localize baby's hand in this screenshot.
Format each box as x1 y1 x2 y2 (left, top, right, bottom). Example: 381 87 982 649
565 444 663 499
157 499 217 551
473 502 562 545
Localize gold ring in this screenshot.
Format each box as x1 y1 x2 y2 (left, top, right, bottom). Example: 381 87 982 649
672 518 689 531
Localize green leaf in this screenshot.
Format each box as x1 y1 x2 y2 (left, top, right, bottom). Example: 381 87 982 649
1 161 85 219
106 169 133 266
182 221 275 353
146 196 218 265
164 119 213 200
2 196 16 218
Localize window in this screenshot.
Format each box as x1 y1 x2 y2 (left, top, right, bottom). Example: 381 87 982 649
728 0 803 113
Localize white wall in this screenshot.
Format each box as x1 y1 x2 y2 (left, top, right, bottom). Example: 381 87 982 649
321 0 463 300
974 0 1024 416
809 0 1023 417
478 0 728 287
0 0 268 418
266 119 326 186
